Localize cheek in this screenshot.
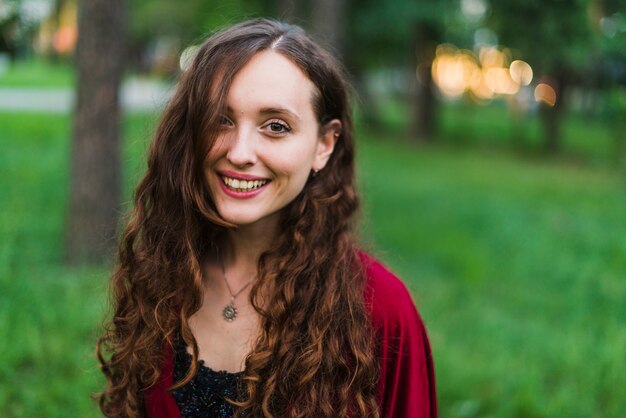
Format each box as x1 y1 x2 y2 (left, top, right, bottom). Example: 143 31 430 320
274 149 316 180
202 156 215 184
283 139 318 167
204 142 227 175
203 152 222 194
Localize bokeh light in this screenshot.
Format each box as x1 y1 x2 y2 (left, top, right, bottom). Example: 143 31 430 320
509 60 533 86
479 46 506 68
534 83 557 107
179 45 199 72
485 67 519 95
432 45 480 98
431 44 533 103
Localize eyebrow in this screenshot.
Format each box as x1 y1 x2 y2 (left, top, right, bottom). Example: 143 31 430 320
226 106 302 122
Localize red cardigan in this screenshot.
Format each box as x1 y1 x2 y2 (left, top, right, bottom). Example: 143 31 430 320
144 253 437 418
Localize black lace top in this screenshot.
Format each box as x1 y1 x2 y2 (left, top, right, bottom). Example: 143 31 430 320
172 335 243 418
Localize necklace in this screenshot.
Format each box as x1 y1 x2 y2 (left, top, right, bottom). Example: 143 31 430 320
220 254 254 322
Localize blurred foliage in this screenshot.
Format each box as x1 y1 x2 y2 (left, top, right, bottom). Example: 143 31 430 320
128 0 268 46
598 0 626 56
484 0 626 107
3 0 622 94
126 0 272 73
488 0 595 75
125 0 467 72
346 0 434 68
485 0 625 151
0 0 44 58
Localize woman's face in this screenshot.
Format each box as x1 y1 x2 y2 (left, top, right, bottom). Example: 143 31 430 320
204 50 337 229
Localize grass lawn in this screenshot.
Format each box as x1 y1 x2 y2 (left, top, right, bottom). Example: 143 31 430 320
0 59 75 88
1 107 625 417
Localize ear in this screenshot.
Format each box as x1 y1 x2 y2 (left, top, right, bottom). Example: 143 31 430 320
312 119 342 172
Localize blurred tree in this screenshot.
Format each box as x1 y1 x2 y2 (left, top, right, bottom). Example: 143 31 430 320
488 0 595 153
592 0 626 166
67 0 127 264
127 0 266 73
311 0 347 57
0 0 49 60
347 0 458 140
274 0 301 21
0 0 20 59
410 15 443 141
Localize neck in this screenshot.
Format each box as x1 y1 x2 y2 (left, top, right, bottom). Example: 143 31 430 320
220 218 279 288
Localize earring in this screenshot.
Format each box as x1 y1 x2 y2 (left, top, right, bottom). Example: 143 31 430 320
311 168 319 177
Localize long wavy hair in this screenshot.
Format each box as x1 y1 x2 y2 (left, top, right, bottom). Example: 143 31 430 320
97 19 379 418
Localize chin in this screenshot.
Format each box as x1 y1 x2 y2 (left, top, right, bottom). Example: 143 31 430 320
216 206 266 227
218 203 285 229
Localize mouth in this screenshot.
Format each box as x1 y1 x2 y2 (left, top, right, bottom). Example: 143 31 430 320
220 175 270 193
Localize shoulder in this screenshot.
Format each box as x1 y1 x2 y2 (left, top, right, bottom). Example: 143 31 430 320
357 251 438 417
358 251 423 331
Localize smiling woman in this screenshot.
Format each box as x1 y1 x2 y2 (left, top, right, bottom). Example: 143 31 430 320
97 18 437 418
205 50 339 228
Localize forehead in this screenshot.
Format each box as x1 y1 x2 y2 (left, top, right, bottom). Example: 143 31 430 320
226 50 317 118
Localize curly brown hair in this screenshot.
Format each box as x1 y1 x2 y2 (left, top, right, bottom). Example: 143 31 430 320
97 19 379 417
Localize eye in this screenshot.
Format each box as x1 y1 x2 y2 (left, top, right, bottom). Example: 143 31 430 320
263 119 291 135
219 115 234 127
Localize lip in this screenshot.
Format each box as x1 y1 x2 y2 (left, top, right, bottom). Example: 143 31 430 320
216 170 271 199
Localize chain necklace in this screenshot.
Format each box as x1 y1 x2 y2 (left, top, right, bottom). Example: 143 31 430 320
220 254 254 322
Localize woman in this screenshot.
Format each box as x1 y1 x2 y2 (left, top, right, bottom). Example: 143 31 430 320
97 18 437 418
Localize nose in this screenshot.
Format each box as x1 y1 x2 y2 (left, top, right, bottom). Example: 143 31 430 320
225 127 257 167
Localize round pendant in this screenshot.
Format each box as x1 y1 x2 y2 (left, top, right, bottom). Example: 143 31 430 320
222 303 237 322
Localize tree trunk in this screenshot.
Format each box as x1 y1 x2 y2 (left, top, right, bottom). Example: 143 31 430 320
540 69 568 154
410 21 440 142
67 0 126 264
311 0 346 57
540 106 560 153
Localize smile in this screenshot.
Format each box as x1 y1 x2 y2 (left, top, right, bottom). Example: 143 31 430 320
221 176 269 192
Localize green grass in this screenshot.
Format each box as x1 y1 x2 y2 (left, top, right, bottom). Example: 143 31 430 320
1 107 625 417
0 58 173 89
358 138 626 417
376 98 623 168
0 58 75 88
0 112 156 417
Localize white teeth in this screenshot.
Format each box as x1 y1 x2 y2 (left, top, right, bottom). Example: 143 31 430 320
221 176 268 192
